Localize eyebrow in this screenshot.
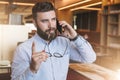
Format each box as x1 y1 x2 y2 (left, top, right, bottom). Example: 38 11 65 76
41 19 48 22
40 17 56 22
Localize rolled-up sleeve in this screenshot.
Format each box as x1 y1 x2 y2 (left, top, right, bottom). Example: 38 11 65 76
69 35 96 63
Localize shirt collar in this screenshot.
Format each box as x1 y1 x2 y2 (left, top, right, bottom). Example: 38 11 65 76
34 33 56 44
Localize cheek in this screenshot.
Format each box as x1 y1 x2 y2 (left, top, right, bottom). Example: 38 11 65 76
37 23 48 31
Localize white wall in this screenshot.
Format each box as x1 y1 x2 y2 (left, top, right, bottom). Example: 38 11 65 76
0 27 2 61
0 25 29 61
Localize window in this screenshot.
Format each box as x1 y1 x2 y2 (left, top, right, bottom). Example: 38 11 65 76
74 11 98 31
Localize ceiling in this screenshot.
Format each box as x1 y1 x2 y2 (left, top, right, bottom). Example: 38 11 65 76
0 0 52 3
0 0 54 14
0 0 102 24
0 0 102 14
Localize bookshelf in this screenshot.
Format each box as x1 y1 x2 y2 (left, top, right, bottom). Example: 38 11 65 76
95 3 120 70
101 3 120 63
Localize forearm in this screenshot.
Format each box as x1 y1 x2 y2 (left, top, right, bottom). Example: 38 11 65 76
11 66 36 80
70 35 96 63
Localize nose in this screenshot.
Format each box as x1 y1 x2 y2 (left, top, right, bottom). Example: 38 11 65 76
48 21 52 28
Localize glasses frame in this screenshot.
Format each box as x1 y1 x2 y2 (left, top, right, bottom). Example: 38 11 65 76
44 42 68 58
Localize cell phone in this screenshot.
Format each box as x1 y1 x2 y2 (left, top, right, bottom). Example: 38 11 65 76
56 20 62 34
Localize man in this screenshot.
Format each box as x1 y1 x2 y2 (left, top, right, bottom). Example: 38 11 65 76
11 2 96 80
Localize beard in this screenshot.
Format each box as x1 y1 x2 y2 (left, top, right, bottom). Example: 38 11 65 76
37 26 57 41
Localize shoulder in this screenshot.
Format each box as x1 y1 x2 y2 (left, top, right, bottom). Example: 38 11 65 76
56 36 70 42
17 37 34 50
54 36 71 47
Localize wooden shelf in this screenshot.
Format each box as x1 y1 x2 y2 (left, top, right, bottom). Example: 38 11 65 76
108 45 120 50
101 3 120 62
109 11 120 14
108 34 120 37
108 22 118 25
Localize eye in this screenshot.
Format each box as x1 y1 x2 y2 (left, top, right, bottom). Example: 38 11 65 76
52 18 56 21
41 20 48 23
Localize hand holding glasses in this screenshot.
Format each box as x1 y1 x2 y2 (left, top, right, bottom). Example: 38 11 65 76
30 42 48 73
30 41 68 73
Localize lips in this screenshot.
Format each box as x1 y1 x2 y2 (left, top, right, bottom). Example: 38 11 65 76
46 28 56 33
49 30 54 33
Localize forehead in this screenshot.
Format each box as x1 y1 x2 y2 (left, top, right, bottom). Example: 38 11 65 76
36 10 56 19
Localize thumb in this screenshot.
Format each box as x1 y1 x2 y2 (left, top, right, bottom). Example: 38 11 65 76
32 42 36 55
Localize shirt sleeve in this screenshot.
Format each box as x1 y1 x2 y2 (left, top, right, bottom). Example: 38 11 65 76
69 35 96 63
11 44 37 80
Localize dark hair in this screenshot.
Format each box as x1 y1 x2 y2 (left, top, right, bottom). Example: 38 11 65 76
32 2 55 19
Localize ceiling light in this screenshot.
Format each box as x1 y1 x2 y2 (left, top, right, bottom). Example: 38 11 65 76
13 2 34 6
0 1 9 4
58 0 91 10
70 2 102 11
74 7 101 11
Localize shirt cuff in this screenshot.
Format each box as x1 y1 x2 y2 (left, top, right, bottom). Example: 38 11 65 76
73 35 87 46
69 34 79 41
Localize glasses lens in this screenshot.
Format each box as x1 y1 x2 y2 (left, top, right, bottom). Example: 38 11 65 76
46 52 63 58
54 53 63 58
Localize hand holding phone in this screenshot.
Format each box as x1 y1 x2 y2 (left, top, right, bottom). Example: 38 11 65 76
56 20 77 39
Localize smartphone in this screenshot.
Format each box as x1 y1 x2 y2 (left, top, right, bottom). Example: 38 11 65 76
56 20 62 34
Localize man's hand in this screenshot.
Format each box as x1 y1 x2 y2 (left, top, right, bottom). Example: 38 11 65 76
30 42 48 73
58 21 77 39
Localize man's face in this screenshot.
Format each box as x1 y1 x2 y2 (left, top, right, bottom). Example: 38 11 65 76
34 10 57 41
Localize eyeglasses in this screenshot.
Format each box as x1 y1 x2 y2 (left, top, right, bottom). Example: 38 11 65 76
44 42 68 58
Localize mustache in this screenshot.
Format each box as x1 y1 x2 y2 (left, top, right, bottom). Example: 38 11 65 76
45 28 56 32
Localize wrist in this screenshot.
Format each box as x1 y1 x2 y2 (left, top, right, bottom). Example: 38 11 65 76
69 34 79 41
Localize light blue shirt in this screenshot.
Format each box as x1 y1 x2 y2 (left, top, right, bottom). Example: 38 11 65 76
11 33 96 80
